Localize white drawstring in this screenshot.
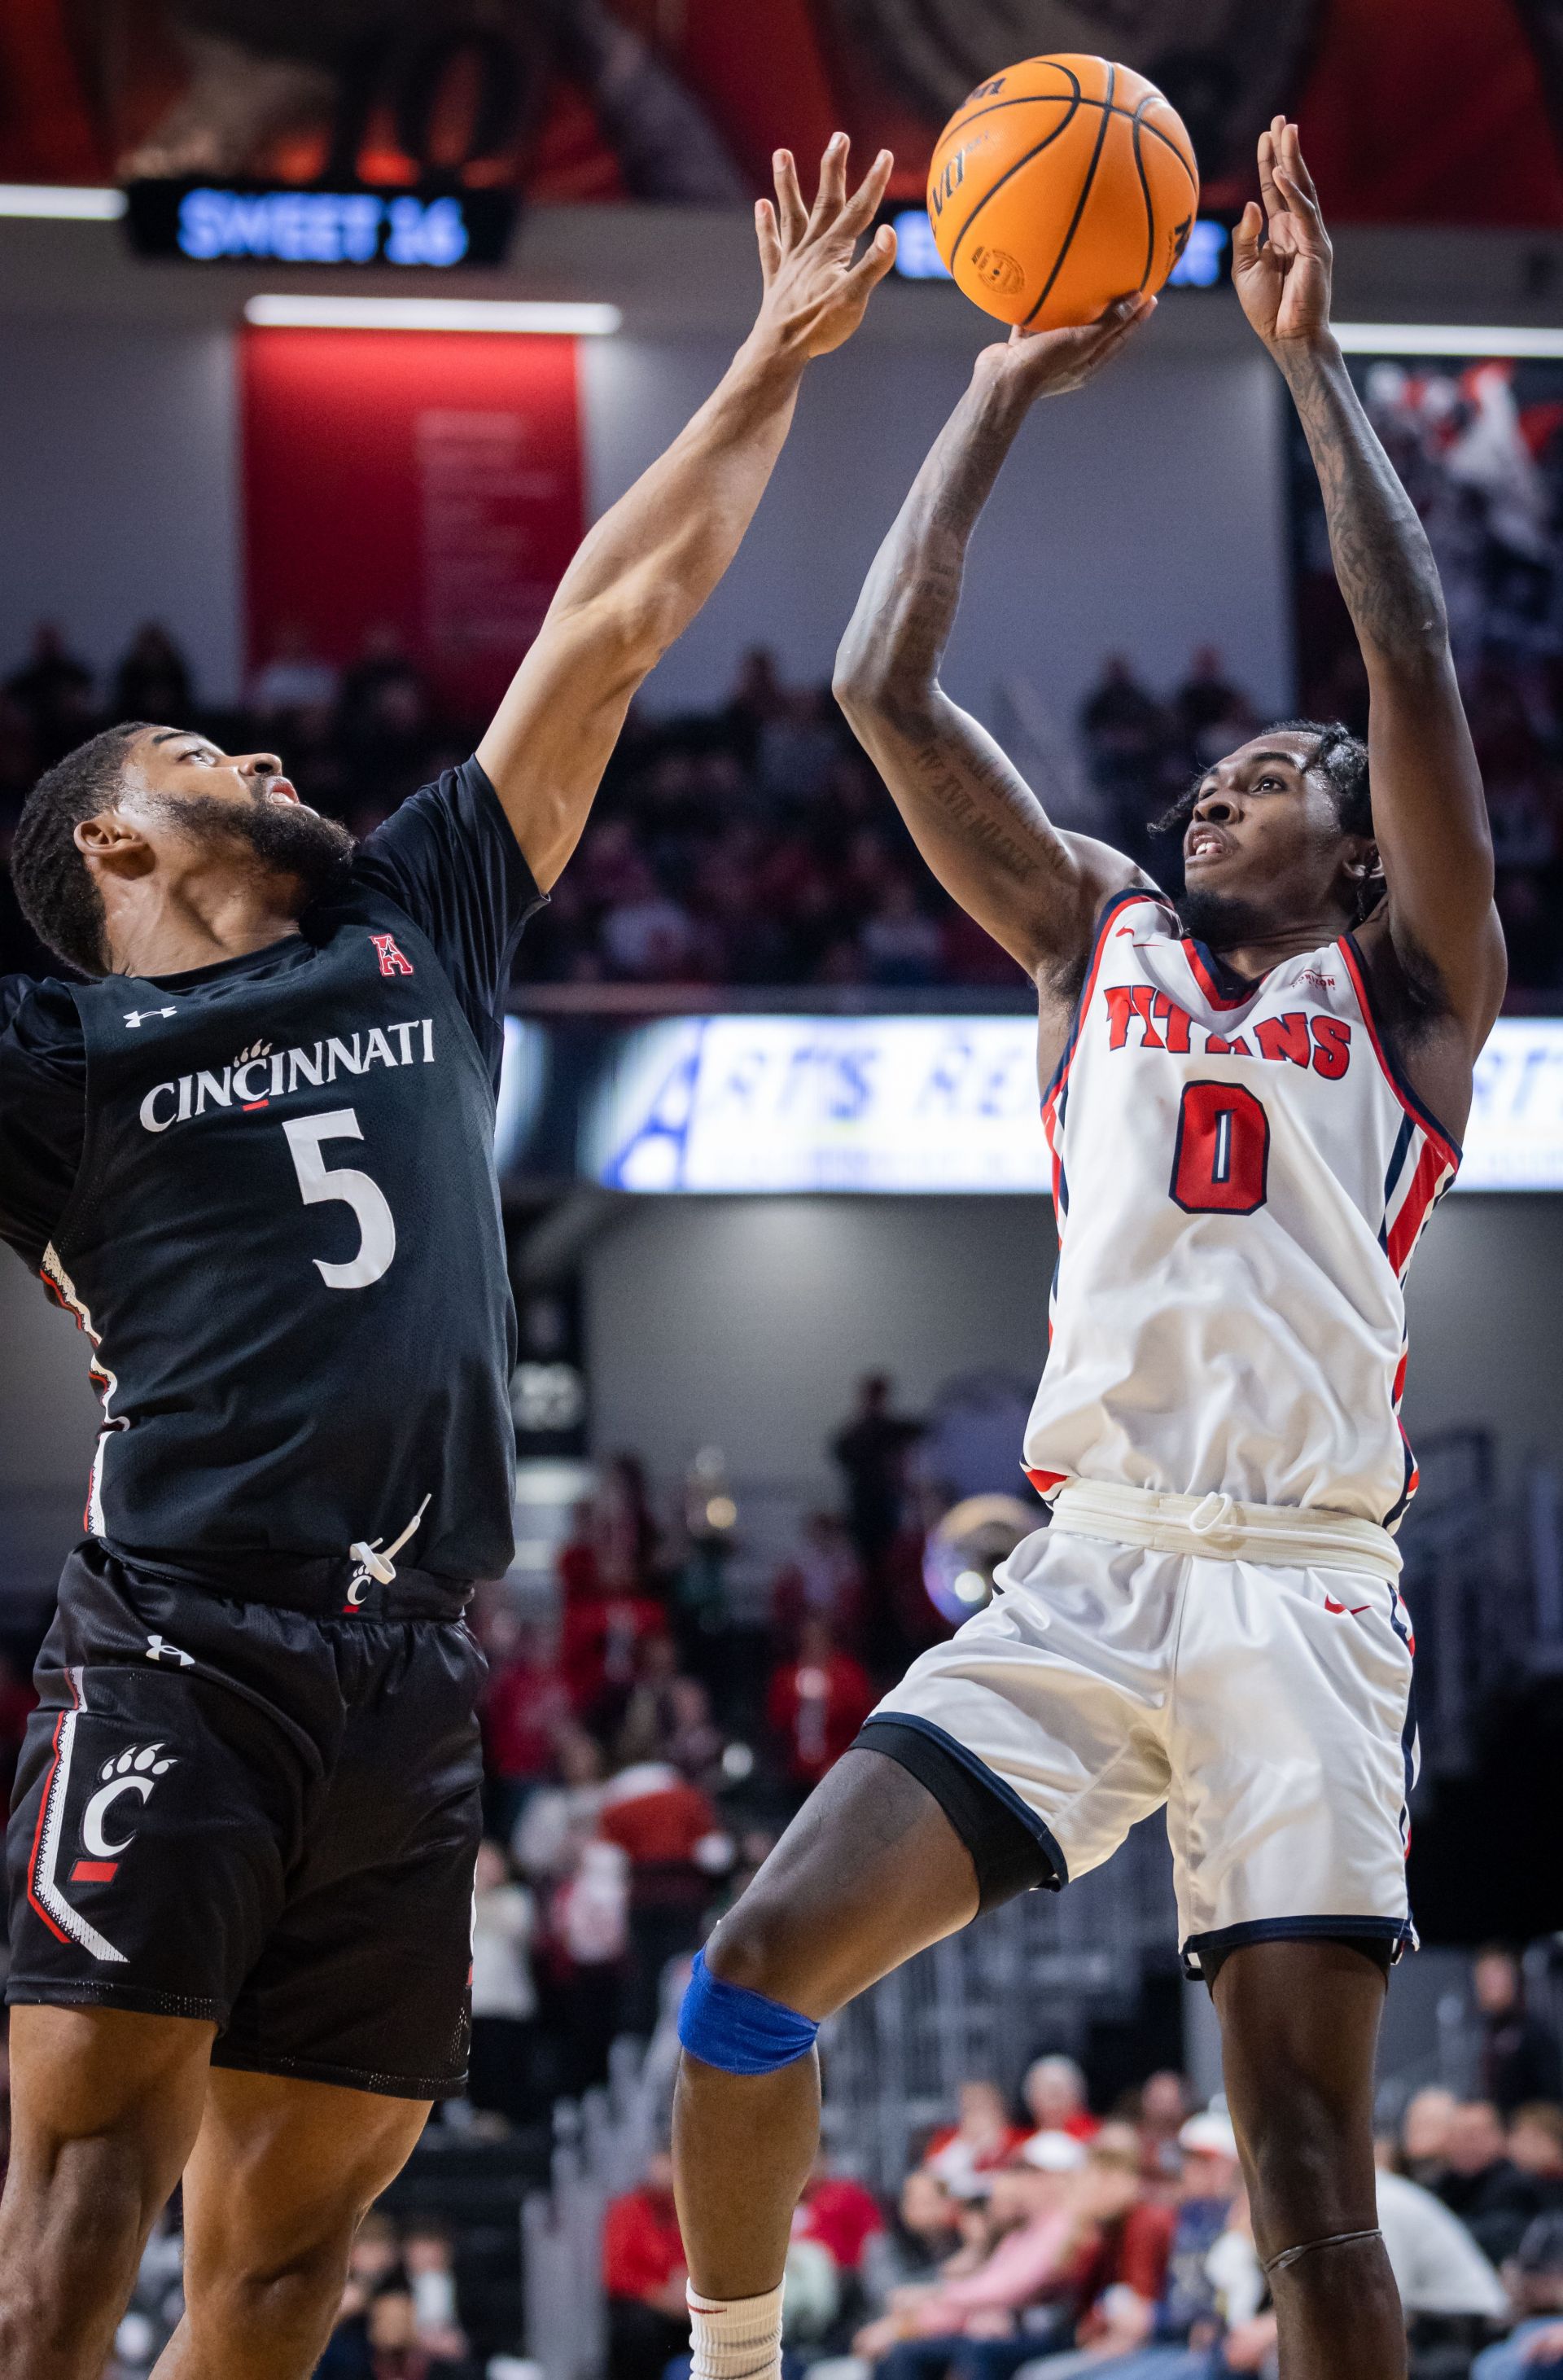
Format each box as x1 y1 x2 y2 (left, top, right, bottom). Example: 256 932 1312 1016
349 1492 431 1587
1187 1490 1237 1535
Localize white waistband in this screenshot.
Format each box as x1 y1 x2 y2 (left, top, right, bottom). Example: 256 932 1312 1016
1047 1479 1402 1583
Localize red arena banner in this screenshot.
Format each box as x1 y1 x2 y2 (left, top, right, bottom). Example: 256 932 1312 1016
240 328 584 715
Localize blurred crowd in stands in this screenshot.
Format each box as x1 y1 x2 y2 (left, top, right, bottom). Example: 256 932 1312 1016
465 1378 931 2116
0 1393 1561 2375
602 1951 1563 2380
3 620 1563 1000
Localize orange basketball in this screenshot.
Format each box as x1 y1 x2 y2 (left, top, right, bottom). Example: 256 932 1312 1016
927 55 1200 331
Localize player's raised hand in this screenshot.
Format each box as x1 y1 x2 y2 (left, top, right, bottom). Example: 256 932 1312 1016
751 134 897 360
1233 117 1334 348
974 292 1155 405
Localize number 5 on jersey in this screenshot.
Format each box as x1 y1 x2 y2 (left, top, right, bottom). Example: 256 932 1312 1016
282 1109 396 1288
1170 1080 1270 1216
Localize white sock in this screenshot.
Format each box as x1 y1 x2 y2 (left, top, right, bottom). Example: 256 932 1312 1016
686 2281 785 2380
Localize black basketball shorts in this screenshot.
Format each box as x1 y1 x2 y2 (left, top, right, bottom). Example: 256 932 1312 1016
7 1541 485 2100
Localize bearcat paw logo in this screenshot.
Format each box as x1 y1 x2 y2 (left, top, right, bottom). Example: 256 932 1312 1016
234 1040 273 1065
100 1744 175 1781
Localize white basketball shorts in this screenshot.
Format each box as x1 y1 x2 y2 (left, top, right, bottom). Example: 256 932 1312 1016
867 1490 1418 1978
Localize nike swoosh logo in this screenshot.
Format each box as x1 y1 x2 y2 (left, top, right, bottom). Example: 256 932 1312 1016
1324 1597 1373 1616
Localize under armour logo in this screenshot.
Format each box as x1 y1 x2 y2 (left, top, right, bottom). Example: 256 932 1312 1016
370 934 414 979
125 1008 177 1028
144 1634 194 1668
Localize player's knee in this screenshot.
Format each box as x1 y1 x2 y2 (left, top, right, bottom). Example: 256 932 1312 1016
0 2142 148 2352
186 2224 355 2343
678 1894 825 2076
1241 2085 1360 2238
703 1883 817 2005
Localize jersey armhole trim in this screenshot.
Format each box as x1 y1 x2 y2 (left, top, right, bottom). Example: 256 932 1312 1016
45 982 108 1261
1040 887 1158 1114
1337 933 1462 1170
466 755 550 933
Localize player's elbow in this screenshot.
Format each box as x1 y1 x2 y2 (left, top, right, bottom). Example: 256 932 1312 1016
832 640 932 739
567 581 686 684
1362 585 1452 679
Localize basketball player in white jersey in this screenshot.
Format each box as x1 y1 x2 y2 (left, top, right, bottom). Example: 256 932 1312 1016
669 122 1503 2380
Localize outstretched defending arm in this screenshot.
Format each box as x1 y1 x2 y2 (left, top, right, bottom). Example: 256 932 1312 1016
477 136 897 891
833 301 1154 993
1233 118 1505 1044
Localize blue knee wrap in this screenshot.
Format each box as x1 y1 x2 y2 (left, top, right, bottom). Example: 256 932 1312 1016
677 1949 819 2075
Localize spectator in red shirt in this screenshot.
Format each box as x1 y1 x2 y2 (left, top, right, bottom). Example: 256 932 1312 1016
766 1617 874 1793
922 2081 1029 2194
479 1616 571 1834
597 1764 731 2034
1022 2056 1100 2146
603 2150 689 2380
562 1583 668 1734
795 2149 885 2273
1061 2128 1178 2360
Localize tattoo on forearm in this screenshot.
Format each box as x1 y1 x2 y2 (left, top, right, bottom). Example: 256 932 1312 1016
1284 347 1447 656
906 737 1079 887
835 377 1112 967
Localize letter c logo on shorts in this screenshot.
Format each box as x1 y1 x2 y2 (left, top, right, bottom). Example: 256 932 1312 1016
78 1744 177 1869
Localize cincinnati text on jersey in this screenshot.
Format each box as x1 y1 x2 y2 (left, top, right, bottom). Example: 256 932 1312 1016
138 1019 437 1133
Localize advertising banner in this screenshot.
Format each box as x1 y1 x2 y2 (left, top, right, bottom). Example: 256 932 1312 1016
497 1013 1563 1194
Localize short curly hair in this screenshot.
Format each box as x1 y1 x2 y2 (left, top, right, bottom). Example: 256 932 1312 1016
11 722 150 975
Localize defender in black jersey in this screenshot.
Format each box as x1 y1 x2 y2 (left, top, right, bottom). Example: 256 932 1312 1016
0 140 899 2380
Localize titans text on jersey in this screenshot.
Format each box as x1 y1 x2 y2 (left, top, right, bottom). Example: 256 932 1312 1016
1023 890 1460 1527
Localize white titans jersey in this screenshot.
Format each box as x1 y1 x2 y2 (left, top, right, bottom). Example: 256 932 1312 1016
1022 891 1460 1527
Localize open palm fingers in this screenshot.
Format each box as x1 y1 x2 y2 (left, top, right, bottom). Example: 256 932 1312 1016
755 196 781 285
835 145 895 245
841 221 898 301
808 132 849 232
772 148 808 249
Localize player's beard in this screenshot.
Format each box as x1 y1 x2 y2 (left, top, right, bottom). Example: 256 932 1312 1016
157 791 356 909
1175 885 1274 951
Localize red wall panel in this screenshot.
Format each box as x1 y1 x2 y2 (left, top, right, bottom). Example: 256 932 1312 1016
241 328 584 716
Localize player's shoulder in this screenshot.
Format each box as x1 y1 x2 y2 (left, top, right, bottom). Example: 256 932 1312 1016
0 971 84 1057
355 754 510 866
1089 879 1180 947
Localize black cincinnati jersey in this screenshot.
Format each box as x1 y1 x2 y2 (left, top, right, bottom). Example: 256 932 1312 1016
0 759 544 1582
